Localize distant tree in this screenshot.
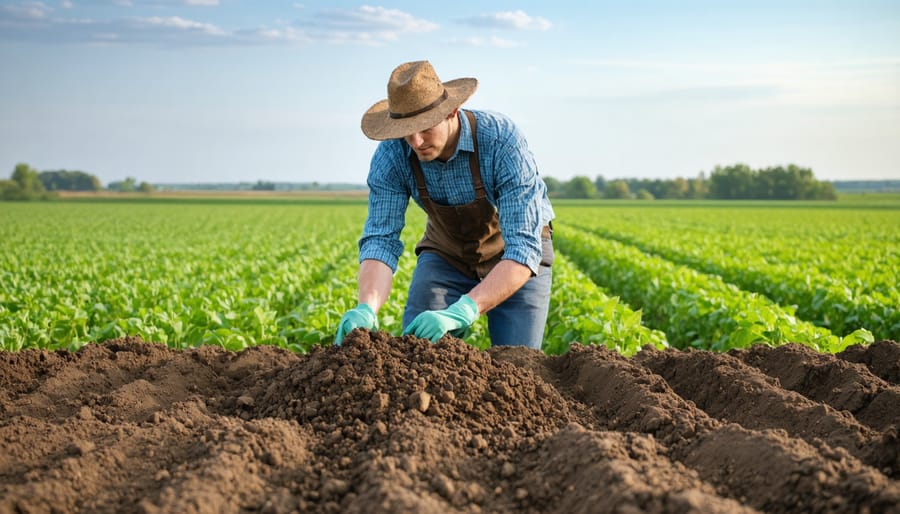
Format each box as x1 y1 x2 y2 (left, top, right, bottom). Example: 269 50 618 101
636 188 655 200
663 177 689 199
759 164 818 199
604 180 632 199
108 177 137 192
687 175 709 199
12 163 45 194
754 167 777 199
563 176 597 199
252 180 276 191
483 165 834 202
0 179 21 200
542 176 562 196
3 163 50 200
625 179 645 197
807 180 838 200
39 170 102 191
708 164 755 199
707 163 834 200
139 181 155 193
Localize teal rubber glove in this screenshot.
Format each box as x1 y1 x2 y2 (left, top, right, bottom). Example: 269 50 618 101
334 303 378 346
402 295 479 343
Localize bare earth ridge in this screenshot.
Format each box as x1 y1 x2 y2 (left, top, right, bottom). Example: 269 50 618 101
1 332 898 514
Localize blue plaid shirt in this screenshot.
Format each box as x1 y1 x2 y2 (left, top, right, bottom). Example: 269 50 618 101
359 109 555 274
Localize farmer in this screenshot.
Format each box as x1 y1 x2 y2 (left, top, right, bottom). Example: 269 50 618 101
334 60 555 349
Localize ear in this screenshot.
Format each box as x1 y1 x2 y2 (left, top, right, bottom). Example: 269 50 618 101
447 108 459 120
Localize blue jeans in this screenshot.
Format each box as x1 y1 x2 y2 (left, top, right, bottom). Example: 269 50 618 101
403 252 552 349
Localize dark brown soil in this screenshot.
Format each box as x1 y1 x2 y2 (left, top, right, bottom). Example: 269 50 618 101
1 332 898 514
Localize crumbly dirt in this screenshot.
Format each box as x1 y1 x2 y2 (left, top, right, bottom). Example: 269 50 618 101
1 332 898 514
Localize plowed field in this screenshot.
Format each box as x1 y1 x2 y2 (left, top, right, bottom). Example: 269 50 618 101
1 333 898 513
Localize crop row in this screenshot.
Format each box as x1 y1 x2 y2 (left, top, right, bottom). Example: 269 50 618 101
555 204 899 296
562 217 898 340
553 224 874 353
542 253 668 355
1 203 364 351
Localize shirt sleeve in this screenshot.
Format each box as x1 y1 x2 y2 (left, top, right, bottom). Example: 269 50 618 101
490 125 545 275
358 143 410 273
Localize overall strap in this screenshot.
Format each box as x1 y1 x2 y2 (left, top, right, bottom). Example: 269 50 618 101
463 110 486 200
410 153 429 200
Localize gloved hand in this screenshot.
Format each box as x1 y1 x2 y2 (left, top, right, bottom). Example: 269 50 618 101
402 295 479 343
334 303 378 346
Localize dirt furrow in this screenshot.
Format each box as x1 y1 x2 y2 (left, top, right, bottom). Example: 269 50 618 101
547 344 900 513
676 424 899 514
838 340 900 384
1 335 898 514
634 347 898 476
732 343 900 432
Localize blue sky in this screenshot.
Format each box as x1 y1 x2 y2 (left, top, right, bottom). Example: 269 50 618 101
1 0 898 185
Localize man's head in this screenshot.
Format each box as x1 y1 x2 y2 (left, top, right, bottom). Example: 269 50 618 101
361 61 477 142
404 107 460 162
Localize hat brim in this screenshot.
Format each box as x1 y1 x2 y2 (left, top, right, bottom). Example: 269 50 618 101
360 78 478 141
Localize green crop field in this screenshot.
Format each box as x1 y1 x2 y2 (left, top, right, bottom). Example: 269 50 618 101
1 196 897 354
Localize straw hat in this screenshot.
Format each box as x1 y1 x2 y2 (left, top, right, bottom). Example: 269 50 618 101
361 61 478 141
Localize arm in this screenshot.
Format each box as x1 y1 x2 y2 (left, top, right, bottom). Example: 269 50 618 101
490 112 550 276
465 259 533 315
358 258 394 313
335 142 409 345
358 139 411 310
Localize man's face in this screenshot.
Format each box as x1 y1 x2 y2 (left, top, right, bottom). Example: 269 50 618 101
404 116 453 162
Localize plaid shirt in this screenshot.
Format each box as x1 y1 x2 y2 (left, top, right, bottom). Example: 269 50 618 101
359 109 555 274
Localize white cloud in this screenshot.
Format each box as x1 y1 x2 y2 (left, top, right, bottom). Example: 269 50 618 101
0 2 439 47
453 35 523 48
299 5 438 45
0 1 53 19
107 0 215 6
313 5 437 32
60 0 73 8
459 10 551 31
0 6 229 45
132 15 226 35
235 5 440 46
237 26 311 44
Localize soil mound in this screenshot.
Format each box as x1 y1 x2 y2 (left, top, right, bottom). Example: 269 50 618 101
1 333 898 514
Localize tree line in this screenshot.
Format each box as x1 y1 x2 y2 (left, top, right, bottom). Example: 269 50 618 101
544 163 837 200
3 161 840 201
1 163 154 200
